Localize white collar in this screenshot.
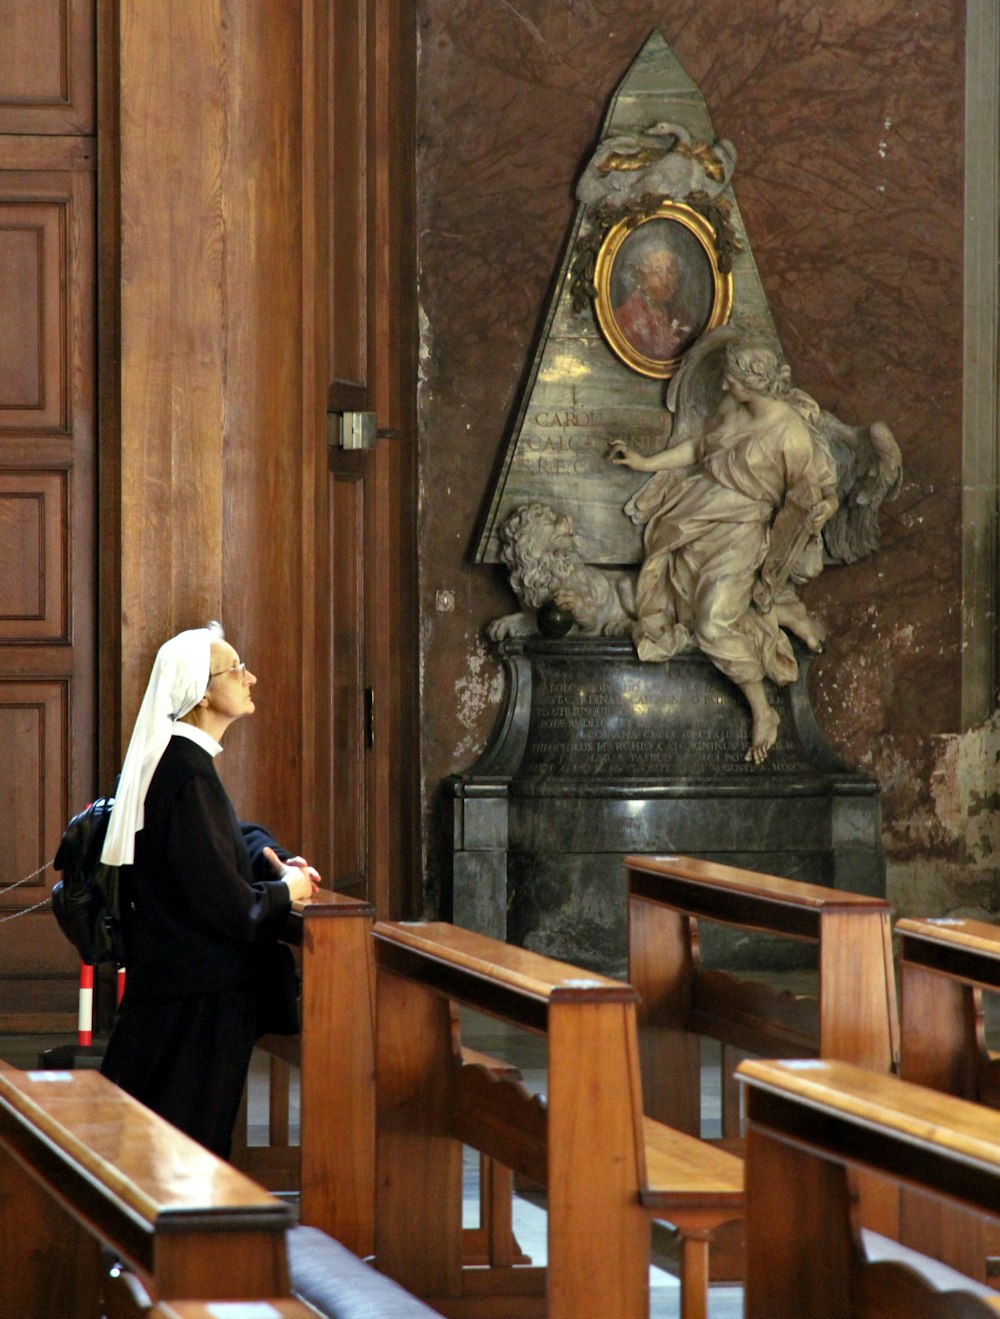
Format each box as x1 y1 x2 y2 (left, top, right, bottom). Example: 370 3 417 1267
171 722 223 758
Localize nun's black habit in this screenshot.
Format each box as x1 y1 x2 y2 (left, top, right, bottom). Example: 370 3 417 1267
99 627 295 1159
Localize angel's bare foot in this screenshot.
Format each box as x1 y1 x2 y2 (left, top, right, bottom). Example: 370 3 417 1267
745 706 780 764
739 680 780 765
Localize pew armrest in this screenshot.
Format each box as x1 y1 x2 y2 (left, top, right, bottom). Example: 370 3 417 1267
0 1067 291 1290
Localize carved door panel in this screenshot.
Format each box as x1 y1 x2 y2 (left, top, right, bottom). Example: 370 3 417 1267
326 0 418 915
0 0 97 1027
328 0 372 902
328 448 370 898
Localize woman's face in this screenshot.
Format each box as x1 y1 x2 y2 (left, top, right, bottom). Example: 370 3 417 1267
724 372 755 403
205 640 257 724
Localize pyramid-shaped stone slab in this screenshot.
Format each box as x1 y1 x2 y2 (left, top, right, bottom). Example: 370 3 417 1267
475 30 780 565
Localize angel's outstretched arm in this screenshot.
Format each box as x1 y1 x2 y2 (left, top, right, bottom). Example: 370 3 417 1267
607 436 696 472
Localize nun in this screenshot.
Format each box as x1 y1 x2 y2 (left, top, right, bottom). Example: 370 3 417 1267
99 622 319 1158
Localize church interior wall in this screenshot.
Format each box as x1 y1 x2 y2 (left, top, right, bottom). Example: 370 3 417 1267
413 2 988 919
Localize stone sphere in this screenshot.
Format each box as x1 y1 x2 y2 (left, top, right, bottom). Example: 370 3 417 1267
537 601 575 638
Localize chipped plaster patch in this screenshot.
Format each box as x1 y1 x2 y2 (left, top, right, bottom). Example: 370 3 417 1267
871 740 918 797
931 712 1000 863
452 635 504 760
844 728 953 857
417 302 432 386
888 859 1000 923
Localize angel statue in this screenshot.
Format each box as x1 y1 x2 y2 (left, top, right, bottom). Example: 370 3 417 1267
608 326 901 765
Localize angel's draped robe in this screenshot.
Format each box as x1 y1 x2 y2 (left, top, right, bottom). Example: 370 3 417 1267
626 402 837 689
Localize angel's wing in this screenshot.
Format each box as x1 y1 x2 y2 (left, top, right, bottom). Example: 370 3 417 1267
812 411 902 564
662 324 742 448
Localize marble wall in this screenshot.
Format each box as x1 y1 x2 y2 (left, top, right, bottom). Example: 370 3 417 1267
416 3 979 915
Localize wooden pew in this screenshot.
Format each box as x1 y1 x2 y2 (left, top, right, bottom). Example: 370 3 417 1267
0 1063 292 1316
102 1265 320 1319
0 1054 441 1319
898 916 1000 1104
895 916 1000 1282
738 1057 1000 1318
232 889 377 1255
240 889 521 1268
364 919 743 1319
626 853 899 1139
142 1306 314 1319
103 1225 442 1319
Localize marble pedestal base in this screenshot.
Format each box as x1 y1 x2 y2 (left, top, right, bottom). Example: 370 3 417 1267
442 637 884 977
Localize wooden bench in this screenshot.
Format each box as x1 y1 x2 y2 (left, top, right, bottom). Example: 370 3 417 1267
102 1267 320 1319
894 916 1000 1282
138 1307 315 1319
898 916 1000 1106
129 1306 316 1319
230 886 379 1255
0 1054 440 1318
239 889 523 1268
230 889 377 1255
738 1056 1000 1318
626 853 899 1140
0 1062 292 1315
362 919 743 1319
103 1225 442 1319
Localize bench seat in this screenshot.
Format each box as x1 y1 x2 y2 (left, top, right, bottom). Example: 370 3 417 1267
288 1225 443 1319
641 1116 744 1217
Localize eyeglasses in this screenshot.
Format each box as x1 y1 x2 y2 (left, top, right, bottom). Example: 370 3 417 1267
209 660 249 680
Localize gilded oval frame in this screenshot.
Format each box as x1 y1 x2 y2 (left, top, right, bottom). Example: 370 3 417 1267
593 201 733 379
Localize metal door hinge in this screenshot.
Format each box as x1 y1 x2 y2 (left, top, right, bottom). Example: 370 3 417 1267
330 411 378 450
364 687 375 749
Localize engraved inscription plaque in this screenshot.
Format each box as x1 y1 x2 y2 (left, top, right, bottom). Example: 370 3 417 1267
520 647 814 782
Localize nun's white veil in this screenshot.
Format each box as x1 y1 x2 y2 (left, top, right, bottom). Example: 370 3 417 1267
101 623 222 866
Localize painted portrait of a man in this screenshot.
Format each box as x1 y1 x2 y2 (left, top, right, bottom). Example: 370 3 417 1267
609 218 714 365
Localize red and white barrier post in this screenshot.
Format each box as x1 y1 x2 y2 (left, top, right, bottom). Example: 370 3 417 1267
77 962 94 1047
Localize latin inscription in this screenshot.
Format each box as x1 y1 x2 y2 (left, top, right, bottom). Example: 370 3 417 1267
524 672 804 776
512 406 667 478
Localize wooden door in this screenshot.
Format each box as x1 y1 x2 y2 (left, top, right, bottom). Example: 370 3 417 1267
327 0 418 915
328 447 370 898
0 0 97 1027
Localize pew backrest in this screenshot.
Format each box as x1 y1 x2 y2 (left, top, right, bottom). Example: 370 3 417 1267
894 916 1000 1280
738 1057 1000 1318
287 889 377 1252
103 1264 320 1319
371 917 646 1182
368 918 741 1319
898 915 1000 1101
626 852 899 1133
0 1064 291 1306
234 888 377 1255
150 1306 316 1319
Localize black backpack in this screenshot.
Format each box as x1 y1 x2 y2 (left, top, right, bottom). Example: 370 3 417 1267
52 795 129 967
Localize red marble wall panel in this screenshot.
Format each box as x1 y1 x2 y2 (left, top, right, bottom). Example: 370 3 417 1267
416 2 966 877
